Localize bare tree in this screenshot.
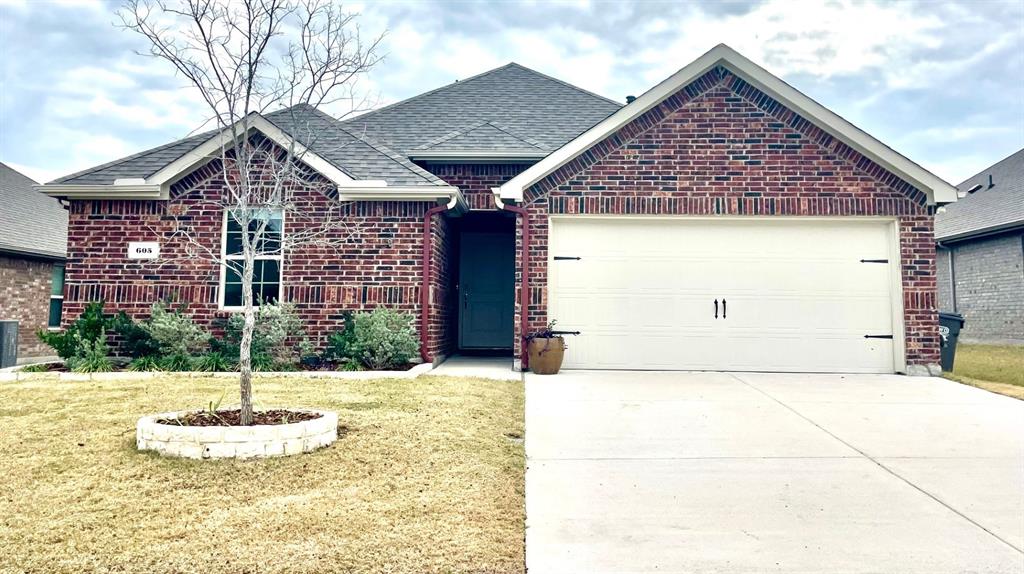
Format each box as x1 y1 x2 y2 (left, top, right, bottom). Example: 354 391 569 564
121 0 384 424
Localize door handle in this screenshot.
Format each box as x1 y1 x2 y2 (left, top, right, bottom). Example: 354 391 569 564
714 299 718 319
463 291 469 309
722 299 726 319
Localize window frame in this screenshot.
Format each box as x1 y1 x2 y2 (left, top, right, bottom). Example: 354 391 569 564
217 208 285 311
47 263 65 330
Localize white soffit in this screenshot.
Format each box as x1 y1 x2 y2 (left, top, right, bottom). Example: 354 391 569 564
498 44 958 205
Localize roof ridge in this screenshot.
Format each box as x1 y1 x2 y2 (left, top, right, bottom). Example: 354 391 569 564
956 147 1024 188
340 63 523 127
0 162 39 185
50 128 214 184
502 62 623 108
414 120 492 150
484 120 549 150
340 62 622 127
51 105 307 185
334 123 444 185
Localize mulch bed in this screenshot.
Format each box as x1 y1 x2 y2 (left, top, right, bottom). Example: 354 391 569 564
157 409 322 427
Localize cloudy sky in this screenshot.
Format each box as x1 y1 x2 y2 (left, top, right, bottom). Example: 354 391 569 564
1 0 1021 185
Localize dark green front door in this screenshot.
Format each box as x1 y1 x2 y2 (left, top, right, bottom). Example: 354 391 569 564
459 232 515 349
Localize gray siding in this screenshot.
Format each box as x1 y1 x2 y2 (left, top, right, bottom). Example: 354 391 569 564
938 232 1024 344
936 247 954 312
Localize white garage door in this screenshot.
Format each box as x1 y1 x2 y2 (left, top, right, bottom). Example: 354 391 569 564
549 217 901 373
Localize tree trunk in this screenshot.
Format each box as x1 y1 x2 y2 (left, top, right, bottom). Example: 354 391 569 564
239 252 256 426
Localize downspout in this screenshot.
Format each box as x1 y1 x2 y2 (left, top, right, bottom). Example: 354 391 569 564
420 196 459 363
494 191 530 370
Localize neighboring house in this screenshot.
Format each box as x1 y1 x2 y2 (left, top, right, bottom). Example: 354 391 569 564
936 149 1024 344
0 162 68 359
37 45 958 375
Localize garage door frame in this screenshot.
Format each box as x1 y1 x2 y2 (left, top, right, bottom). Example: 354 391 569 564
547 215 908 373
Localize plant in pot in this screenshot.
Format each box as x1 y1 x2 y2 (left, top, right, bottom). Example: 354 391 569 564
525 321 576 375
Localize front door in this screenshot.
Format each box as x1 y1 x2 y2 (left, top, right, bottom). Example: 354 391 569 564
459 232 515 349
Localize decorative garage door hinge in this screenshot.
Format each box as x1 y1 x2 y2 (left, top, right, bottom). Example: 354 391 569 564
859 259 889 263
864 334 894 339
553 256 582 261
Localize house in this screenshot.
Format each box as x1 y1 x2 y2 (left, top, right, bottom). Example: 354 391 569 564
0 162 68 360
37 45 959 375
936 149 1024 344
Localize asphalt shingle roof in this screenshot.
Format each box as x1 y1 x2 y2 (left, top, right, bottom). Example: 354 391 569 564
936 148 1024 241
415 121 548 154
342 63 622 154
0 162 67 258
265 105 443 186
48 63 622 188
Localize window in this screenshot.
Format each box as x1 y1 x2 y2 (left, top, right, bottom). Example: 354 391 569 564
220 209 283 308
48 264 65 328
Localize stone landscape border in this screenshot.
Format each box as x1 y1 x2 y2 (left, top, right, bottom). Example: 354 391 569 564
137 409 338 459
0 361 435 382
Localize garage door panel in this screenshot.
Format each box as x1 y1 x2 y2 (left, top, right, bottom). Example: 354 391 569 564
550 218 898 373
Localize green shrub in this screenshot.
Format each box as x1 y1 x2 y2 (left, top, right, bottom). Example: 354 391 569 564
37 301 111 360
127 356 162 372
111 311 161 359
159 353 195 372
250 353 275 372
347 308 419 370
147 302 210 356
20 363 50 373
65 336 114 373
223 302 309 366
194 352 235 372
324 311 356 362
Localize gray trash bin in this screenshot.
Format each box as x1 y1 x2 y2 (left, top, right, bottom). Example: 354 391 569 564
0 321 17 368
938 312 965 372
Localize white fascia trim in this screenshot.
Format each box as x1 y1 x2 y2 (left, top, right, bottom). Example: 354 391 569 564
36 183 163 199
408 150 548 161
147 114 355 192
337 186 467 212
498 44 958 205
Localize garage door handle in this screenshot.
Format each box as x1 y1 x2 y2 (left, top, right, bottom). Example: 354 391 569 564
722 299 726 319
714 299 718 319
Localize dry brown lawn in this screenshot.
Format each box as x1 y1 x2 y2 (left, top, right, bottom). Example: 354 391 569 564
943 343 1024 400
0 374 524 573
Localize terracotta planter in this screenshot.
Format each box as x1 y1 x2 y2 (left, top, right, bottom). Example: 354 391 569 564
528 337 565 375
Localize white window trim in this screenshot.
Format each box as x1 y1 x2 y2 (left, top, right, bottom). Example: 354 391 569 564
218 208 286 311
47 264 65 330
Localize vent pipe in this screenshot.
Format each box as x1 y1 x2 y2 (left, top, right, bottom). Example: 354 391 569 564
988 174 994 188
626 95 636 104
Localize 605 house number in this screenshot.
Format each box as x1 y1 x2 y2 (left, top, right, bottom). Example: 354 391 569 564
128 242 160 260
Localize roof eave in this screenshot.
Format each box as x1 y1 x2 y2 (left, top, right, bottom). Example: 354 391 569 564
36 183 164 200
337 185 468 213
498 44 959 206
0 244 67 261
409 150 548 163
935 221 1024 244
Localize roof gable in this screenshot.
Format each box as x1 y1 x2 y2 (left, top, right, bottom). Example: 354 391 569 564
498 44 958 206
40 106 451 199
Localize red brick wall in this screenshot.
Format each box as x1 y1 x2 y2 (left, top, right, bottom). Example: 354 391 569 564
63 160 448 357
421 163 529 210
0 254 58 358
516 67 940 368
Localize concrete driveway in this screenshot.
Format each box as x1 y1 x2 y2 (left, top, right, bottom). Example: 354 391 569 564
526 371 1024 573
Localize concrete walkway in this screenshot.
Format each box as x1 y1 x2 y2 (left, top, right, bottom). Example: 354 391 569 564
526 371 1024 573
429 355 520 381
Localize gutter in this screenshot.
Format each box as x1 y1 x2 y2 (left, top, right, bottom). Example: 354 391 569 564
493 190 531 370
934 221 1024 245
0 246 67 262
